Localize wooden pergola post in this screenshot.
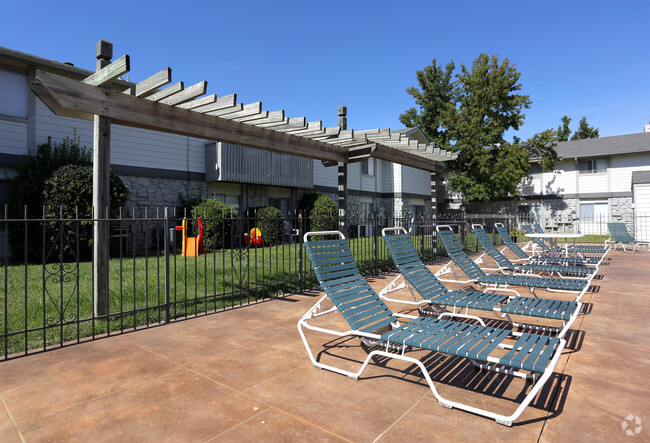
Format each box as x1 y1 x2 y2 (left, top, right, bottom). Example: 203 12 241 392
337 105 348 235
430 172 438 217
93 40 112 317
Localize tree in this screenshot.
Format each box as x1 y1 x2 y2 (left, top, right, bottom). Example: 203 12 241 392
399 60 455 148
8 133 92 261
571 116 599 140
401 54 551 202
557 115 572 142
520 129 560 172
42 165 128 261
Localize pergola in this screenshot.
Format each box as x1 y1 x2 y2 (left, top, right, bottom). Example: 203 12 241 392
30 40 456 317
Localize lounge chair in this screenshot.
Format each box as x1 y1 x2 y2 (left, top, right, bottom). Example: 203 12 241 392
472 224 596 278
380 227 580 339
605 222 649 252
435 225 591 302
298 230 566 426
522 223 551 255
494 223 602 267
532 223 608 255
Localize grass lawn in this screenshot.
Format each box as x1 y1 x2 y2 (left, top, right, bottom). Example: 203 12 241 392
1 236 443 357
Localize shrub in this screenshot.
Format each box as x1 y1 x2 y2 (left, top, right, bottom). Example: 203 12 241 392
311 194 338 232
190 198 237 250
298 193 338 233
42 165 128 261
8 133 92 261
255 206 284 246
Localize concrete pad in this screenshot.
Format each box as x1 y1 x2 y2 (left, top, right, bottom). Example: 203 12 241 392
0 402 21 443
20 370 265 442
0 248 647 440
213 407 349 442
0 338 183 424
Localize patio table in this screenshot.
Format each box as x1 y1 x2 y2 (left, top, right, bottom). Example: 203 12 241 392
525 232 584 256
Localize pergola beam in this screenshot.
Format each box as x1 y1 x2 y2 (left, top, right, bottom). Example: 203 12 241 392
82 54 130 87
125 67 172 97
31 70 348 163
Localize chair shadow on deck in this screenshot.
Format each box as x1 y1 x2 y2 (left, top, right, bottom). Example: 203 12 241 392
314 333 573 427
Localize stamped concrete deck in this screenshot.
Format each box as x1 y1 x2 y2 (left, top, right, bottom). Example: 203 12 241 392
0 249 648 442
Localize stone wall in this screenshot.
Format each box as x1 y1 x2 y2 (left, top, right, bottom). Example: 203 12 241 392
121 175 208 216
118 175 208 253
610 197 634 222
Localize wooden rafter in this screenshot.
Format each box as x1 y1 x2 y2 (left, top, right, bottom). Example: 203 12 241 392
31 53 457 172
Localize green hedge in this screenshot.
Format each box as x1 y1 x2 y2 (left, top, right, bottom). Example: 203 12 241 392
255 206 284 246
298 193 338 233
43 165 128 261
190 198 238 250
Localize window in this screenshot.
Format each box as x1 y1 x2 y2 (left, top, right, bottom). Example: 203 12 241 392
580 202 607 220
580 201 608 234
361 158 375 176
0 68 28 119
578 159 607 174
528 163 541 175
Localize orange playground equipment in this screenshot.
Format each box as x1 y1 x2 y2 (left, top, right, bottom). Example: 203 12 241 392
175 217 204 256
243 227 263 247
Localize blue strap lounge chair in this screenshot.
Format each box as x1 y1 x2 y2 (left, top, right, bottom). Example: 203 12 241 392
380 227 580 339
298 230 566 426
522 223 551 255
532 223 608 254
435 225 591 302
605 222 650 252
494 223 602 267
472 224 596 279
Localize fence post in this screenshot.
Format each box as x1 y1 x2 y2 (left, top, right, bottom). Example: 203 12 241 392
298 212 303 293
373 213 378 275
164 207 170 323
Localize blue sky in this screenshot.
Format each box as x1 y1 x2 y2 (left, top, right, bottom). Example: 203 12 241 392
2 0 649 140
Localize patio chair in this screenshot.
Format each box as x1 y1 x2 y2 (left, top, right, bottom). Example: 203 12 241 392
380 227 580 339
435 225 591 302
298 230 566 426
471 224 596 279
532 223 608 254
522 223 551 255
494 223 602 267
605 222 650 252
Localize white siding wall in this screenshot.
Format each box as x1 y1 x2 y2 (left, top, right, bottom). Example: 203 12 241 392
542 164 576 195
378 159 393 193
35 99 205 172
0 120 28 156
401 165 430 194
313 160 337 189
578 170 607 194
610 153 650 193
111 126 205 172
361 175 376 192
34 99 93 147
347 162 361 190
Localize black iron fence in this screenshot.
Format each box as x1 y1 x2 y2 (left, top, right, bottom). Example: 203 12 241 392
0 208 457 361
1 207 647 361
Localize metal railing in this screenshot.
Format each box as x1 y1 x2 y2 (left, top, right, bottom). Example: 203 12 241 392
0 208 446 361
2 207 647 361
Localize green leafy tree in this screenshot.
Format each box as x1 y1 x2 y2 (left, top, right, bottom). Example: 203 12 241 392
8 133 92 261
571 116 599 140
557 115 572 142
400 54 547 201
399 60 455 148
190 198 237 250
520 129 560 172
43 165 128 261
255 206 284 246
